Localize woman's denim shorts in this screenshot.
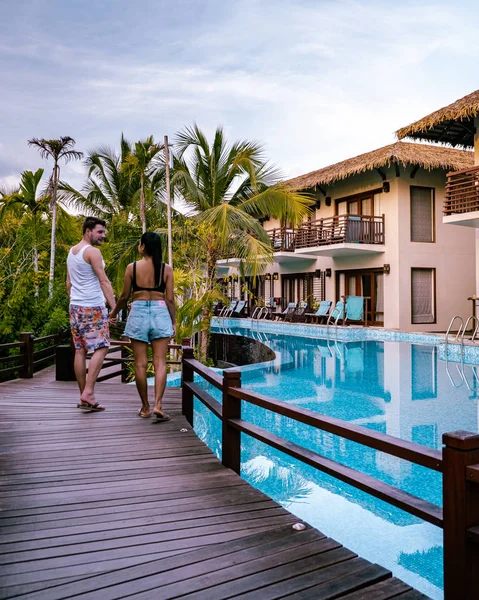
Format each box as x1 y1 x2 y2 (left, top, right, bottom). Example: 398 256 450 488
124 300 174 342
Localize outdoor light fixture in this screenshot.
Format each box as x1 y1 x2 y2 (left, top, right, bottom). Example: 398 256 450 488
315 269 322 277
325 268 332 277
383 264 390 274
265 273 271 281
325 197 332 207
382 181 390 193
273 272 279 281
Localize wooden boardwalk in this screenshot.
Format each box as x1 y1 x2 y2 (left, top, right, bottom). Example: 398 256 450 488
0 370 430 599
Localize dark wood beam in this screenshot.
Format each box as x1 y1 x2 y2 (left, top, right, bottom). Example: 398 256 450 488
410 165 420 179
376 168 386 181
316 185 326 196
394 162 400 177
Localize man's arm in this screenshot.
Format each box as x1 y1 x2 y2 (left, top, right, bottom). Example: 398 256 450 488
66 272 71 298
88 248 116 309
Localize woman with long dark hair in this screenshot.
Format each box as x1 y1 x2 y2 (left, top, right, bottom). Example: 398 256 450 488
110 232 175 420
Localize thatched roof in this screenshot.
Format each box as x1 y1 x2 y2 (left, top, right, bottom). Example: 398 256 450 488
396 89 479 147
285 142 473 191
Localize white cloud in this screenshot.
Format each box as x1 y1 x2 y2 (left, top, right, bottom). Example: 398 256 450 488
0 0 478 189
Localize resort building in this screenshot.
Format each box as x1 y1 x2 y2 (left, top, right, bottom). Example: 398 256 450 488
218 141 475 332
396 88 479 311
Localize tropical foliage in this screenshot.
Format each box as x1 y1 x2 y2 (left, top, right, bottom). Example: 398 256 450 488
28 137 83 298
0 126 309 363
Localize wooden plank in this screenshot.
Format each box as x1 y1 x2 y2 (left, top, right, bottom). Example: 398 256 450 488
0 369 431 600
337 577 412 598
279 563 391 599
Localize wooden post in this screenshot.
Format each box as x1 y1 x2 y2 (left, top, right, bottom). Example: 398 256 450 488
182 346 195 426
19 332 34 379
443 430 479 600
222 370 242 474
55 345 76 381
121 345 129 383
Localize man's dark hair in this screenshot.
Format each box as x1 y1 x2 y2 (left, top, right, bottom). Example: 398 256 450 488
83 217 106 234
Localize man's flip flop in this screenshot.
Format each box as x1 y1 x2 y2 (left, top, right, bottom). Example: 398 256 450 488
153 412 171 422
137 410 151 418
77 402 105 412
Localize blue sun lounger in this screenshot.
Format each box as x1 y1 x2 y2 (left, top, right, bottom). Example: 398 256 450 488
305 300 332 323
345 296 366 325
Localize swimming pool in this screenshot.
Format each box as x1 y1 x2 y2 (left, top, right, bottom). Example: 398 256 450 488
188 325 479 600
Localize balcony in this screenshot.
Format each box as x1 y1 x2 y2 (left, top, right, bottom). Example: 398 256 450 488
266 228 316 263
444 165 479 228
294 215 385 257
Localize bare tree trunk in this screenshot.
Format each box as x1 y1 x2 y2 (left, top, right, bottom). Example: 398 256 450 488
48 163 59 299
140 172 146 233
199 243 218 360
33 245 39 297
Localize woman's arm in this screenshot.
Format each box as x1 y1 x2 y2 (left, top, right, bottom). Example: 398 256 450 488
109 264 133 319
164 265 176 337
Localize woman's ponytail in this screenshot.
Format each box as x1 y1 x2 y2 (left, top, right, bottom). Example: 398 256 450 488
140 232 163 287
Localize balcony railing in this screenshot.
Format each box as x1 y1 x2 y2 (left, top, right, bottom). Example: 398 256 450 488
294 215 385 249
444 165 479 216
267 228 296 252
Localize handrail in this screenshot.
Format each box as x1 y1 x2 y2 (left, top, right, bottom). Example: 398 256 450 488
229 386 442 471
0 331 65 381
461 316 479 346
181 352 479 598
445 315 464 347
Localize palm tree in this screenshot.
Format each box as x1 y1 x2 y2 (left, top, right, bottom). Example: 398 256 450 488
172 125 312 355
28 137 83 297
58 135 139 219
173 125 311 288
123 136 164 233
57 136 170 292
0 169 51 296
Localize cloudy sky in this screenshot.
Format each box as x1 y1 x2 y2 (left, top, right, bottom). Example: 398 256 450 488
1 0 478 192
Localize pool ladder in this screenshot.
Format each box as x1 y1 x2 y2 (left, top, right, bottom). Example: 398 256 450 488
445 315 479 395
445 315 479 354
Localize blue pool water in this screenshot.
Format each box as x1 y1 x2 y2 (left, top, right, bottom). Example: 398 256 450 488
181 327 479 600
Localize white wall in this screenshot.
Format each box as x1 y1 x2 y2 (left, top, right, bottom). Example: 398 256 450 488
260 164 475 332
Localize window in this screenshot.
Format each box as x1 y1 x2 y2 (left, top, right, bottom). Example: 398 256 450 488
411 345 437 400
411 186 435 242
411 268 436 324
337 193 375 216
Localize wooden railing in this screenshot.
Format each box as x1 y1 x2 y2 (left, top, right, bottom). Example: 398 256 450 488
444 165 479 216
266 227 296 252
265 216 385 252
181 347 479 600
295 215 385 248
55 336 191 383
0 331 64 381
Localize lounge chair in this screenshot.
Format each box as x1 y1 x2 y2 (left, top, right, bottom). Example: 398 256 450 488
292 301 309 322
345 296 366 326
304 300 332 324
326 299 345 326
273 302 297 321
231 300 247 317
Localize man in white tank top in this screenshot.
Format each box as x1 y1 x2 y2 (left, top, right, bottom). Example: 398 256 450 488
67 217 116 411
